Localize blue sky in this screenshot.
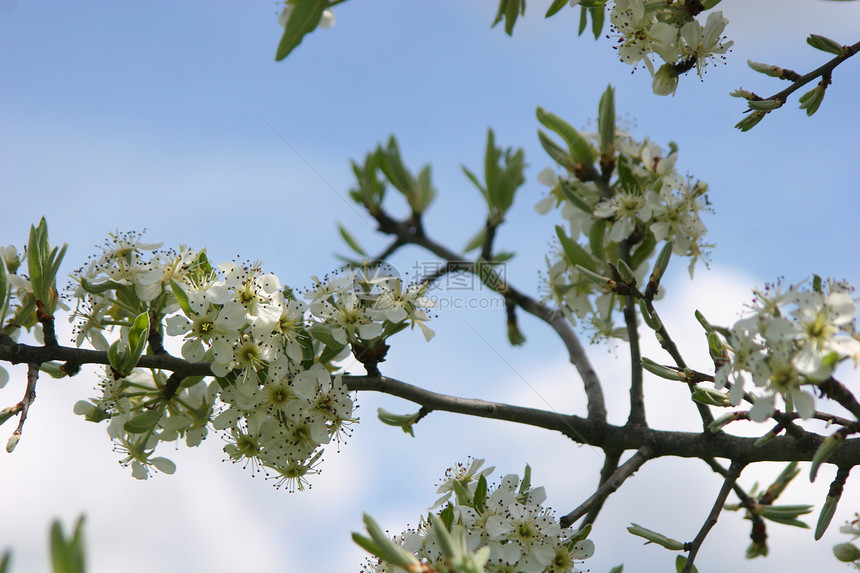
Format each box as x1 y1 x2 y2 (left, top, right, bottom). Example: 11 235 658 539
3 1 860 572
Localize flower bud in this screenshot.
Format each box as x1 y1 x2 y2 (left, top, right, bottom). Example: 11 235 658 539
651 64 679 96
735 110 767 131
810 432 844 482
641 357 686 381
807 34 844 55
798 83 826 117
6 431 20 452
747 98 784 112
833 542 860 563
626 523 685 551
747 60 785 78
815 493 841 541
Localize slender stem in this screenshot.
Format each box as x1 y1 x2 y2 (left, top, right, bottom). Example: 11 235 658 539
683 460 745 573
558 446 653 528
623 293 645 426
371 208 607 422
819 377 860 420
644 300 714 428
583 449 623 526
13 362 40 438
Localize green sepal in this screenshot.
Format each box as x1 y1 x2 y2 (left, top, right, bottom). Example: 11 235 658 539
275 0 329 61
123 409 161 434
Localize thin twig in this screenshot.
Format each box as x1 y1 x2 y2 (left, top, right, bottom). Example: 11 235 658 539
583 449 623 526
750 40 860 110
9 362 40 448
683 460 745 573
370 208 608 422
558 445 653 528
644 300 714 428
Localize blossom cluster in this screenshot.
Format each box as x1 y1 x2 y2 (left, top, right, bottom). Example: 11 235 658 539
537 129 710 340
713 278 860 422
68 232 434 485
605 0 733 95
362 459 594 573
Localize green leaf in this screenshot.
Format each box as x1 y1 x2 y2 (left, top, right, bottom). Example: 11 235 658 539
545 0 569 17
275 0 329 61
337 223 367 257
463 228 487 253
577 5 588 36
491 0 525 36
0 551 9 573
597 85 616 157
588 218 606 262
558 178 594 213
538 130 576 171
556 226 598 273
50 517 85 573
123 409 161 434
536 107 596 167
